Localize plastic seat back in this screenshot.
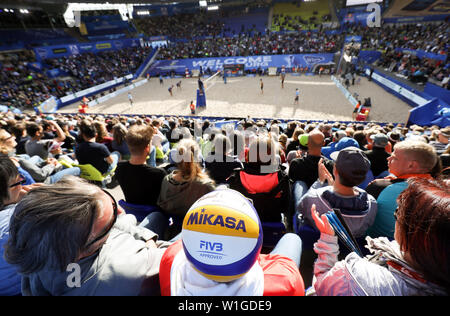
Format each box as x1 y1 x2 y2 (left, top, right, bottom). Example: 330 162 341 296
74 164 105 182
358 169 374 190
296 224 320 250
262 222 286 248
376 170 390 179
118 199 161 222
155 147 165 160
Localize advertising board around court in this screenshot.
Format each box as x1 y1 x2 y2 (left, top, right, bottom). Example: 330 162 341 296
364 68 429 107
223 64 245 76
147 53 335 76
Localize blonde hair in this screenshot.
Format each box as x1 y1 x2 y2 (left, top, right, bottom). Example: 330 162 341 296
278 133 288 144
112 123 127 146
174 139 212 183
394 140 438 173
0 129 12 155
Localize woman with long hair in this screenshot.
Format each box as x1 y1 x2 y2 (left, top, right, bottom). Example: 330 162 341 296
111 123 130 160
94 120 113 150
312 177 449 296
157 139 215 235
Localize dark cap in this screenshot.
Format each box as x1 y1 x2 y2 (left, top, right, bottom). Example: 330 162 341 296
370 133 389 148
330 147 371 184
387 131 401 143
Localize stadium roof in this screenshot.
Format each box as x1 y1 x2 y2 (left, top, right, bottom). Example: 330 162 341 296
0 0 211 5
0 0 237 12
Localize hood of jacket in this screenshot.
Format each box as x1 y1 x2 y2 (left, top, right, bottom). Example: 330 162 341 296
239 163 281 194
157 173 215 217
321 188 370 216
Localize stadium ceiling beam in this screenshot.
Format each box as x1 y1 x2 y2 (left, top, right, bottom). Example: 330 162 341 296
1 0 249 13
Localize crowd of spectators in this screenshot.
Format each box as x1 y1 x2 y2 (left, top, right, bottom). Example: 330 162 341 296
152 19 448 88
0 109 449 296
271 12 332 32
373 49 449 87
157 30 343 60
0 16 449 297
347 22 449 88
44 46 152 92
1 14 448 110
0 46 152 108
347 22 449 55
0 50 56 109
135 12 225 40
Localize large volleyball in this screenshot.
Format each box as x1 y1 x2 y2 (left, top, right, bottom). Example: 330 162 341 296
181 189 263 282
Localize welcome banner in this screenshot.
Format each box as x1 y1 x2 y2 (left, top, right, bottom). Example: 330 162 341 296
147 53 335 76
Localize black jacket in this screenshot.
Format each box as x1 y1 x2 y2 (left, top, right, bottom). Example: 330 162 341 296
289 154 334 188
227 163 292 226
364 147 390 178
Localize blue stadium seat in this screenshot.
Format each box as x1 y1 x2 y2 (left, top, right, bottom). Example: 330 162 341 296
118 199 161 222
262 222 286 248
376 170 390 179
358 169 374 190
296 223 320 251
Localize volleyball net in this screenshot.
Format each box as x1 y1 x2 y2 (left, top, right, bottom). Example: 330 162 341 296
203 70 222 91
195 70 221 108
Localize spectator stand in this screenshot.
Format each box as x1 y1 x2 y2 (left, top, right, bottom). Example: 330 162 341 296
80 14 137 42
220 6 269 37
271 0 331 32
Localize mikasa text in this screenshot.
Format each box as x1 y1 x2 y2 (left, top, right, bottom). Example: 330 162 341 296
187 208 247 232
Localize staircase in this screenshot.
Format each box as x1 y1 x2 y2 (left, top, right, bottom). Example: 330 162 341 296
327 0 341 27
268 6 273 32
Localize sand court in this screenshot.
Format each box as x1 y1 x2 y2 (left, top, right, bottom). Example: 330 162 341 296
58 74 413 124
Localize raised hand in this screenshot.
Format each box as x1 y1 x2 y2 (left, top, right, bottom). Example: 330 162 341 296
311 204 335 236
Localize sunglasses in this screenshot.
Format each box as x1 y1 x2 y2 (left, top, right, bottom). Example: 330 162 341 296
394 207 399 221
85 189 118 248
10 176 26 188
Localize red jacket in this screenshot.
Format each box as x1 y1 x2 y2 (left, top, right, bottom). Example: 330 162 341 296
159 240 304 296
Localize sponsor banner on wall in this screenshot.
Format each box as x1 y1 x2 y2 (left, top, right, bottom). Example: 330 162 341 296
147 53 335 75
33 38 142 60
95 42 112 50
59 74 133 104
88 78 148 107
